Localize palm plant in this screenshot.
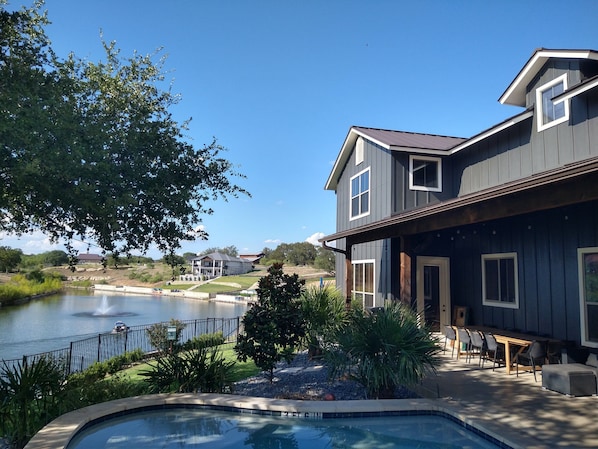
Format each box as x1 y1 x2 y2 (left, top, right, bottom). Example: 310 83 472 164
300 284 348 358
0 357 67 448
324 302 440 399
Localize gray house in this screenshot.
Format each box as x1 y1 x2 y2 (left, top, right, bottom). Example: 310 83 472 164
321 48 598 350
191 252 253 279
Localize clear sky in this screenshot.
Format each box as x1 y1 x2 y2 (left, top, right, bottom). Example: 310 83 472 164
3 0 598 259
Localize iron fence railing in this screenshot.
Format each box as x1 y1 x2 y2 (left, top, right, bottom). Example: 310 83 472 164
0 316 241 376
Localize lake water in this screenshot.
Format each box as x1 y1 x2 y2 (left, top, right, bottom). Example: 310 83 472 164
0 290 248 361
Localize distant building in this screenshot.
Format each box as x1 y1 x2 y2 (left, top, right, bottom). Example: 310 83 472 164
191 252 254 279
77 253 103 264
239 253 265 264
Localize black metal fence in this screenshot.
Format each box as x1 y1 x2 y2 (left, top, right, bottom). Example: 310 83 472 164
1 316 241 376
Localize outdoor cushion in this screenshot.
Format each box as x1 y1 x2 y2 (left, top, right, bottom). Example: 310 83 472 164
542 364 597 397
586 353 598 367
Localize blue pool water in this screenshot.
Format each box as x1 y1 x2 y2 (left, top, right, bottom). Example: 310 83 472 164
66 408 505 449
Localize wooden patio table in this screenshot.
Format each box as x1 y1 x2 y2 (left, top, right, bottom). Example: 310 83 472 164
454 326 560 375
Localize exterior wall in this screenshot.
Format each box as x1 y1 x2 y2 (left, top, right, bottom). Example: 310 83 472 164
335 139 393 233
411 200 598 343
334 239 392 308
455 81 598 197
391 152 453 213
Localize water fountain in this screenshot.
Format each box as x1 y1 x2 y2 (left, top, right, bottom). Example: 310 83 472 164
93 295 115 316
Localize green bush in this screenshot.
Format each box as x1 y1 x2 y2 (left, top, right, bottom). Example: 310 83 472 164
324 302 440 399
300 285 347 358
146 319 186 354
183 332 225 351
140 347 235 393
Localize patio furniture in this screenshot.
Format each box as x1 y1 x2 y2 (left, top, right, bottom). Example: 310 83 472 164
542 363 597 396
457 328 473 362
515 340 547 381
443 325 456 358
481 332 504 371
468 329 486 366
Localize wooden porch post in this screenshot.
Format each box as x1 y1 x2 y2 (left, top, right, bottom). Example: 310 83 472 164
344 240 353 310
399 236 412 304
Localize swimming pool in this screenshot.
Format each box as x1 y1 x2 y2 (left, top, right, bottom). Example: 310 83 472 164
66 407 507 449
25 394 515 449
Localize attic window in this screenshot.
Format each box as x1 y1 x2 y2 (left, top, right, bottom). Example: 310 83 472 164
409 155 442 192
536 74 569 132
355 137 364 165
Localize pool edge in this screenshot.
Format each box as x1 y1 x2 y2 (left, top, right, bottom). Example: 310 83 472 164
24 393 529 449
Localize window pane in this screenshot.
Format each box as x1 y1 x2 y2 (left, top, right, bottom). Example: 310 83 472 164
542 82 565 124
351 197 360 217
364 263 374 293
360 171 369 193
354 264 363 289
413 159 438 187
484 259 499 301
360 191 369 214
351 177 359 197
500 258 515 302
587 305 598 343
364 294 374 308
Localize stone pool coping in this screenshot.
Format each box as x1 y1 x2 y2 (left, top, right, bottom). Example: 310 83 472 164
24 393 535 449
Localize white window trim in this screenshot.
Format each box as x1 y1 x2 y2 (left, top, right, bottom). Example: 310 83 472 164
578 247 598 348
352 259 375 308
481 252 519 309
349 167 370 221
536 73 569 132
355 137 364 165
409 155 442 192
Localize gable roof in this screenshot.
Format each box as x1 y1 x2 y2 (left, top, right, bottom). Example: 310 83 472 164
499 48 598 107
325 127 466 190
193 252 251 263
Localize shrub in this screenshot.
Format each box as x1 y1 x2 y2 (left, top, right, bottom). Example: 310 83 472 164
300 285 347 358
140 347 235 393
146 319 186 354
183 331 225 351
324 302 440 399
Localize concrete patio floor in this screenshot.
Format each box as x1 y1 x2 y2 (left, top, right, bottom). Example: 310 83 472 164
414 346 598 448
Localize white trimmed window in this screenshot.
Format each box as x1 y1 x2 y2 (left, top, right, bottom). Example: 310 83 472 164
355 137 364 165
409 155 442 192
578 247 598 348
353 260 374 308
536 74 569 132
350 168 370 220
482 253 519 309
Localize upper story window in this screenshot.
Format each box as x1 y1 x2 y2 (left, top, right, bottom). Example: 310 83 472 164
350 168 370 220
482 252 519 309
409 155 442 192
355 137 364 165
536 74 569 132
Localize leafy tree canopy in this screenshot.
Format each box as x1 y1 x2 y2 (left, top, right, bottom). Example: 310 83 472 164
0 246 22 272
0 1 248 261
200 245 238 257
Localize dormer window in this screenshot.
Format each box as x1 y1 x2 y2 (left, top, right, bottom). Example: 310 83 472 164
409 155 442 192
536 74 569 132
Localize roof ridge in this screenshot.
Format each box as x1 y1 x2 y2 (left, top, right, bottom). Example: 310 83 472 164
353 125 466 140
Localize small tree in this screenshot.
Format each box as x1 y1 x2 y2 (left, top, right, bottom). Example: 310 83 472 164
146 319 186 354
235 263 306 381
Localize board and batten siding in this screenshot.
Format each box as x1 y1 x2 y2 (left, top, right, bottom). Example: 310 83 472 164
455 84 598 197
416 201 598 343
335 138 393 233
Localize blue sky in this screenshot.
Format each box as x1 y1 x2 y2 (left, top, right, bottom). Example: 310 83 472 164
3 0 598 259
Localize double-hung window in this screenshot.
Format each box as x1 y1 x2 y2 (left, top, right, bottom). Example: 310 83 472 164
409 155 442 192
353 260 374 308
536 74 569 132
350 168 370 220
578 248 598 348
482 253 519 309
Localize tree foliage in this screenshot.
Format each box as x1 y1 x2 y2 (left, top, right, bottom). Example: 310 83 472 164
0 246 22 272
235 263 306 381
200 245 238 257
0 2 248 260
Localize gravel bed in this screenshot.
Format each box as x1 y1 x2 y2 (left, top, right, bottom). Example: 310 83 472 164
231 352 419 401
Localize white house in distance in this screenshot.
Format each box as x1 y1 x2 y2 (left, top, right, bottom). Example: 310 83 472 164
190 252 254 279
